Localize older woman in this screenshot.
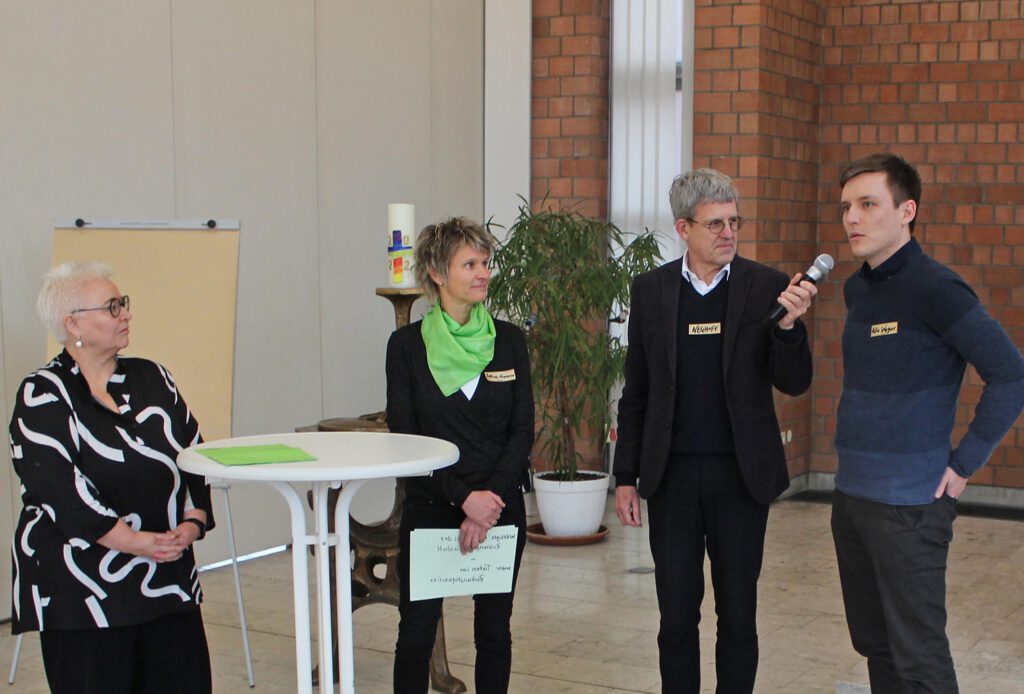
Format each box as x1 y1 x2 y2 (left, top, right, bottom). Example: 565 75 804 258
386 217 534 694
9 261 214 693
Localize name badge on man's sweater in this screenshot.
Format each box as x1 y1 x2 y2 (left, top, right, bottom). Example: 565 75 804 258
688 322 722 335
870 322 898 337
484 369 516 382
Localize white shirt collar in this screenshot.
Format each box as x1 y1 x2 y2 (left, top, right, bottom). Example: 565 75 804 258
681 250 731 296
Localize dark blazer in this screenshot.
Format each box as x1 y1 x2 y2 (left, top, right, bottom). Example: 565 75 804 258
612 256 813 505
386 318 535 507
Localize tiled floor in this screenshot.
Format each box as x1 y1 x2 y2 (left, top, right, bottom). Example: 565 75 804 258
2 497 1022 692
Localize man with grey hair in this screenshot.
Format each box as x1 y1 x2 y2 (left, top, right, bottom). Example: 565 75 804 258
613 168 818 692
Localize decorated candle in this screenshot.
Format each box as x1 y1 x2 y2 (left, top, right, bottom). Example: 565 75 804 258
387 203 416 288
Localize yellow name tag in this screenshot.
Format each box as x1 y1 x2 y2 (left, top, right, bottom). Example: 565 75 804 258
688 322 722 335
870 322 899 337
484 369 516 382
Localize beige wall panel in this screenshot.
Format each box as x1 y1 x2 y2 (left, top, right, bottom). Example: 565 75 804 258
0 287 11 618
170 0 322 436
0 1 176 404
315 0 484 422
169 1 321 557
315 0 433 421
484 0 532 235
0 1 176 620
428 1 485 221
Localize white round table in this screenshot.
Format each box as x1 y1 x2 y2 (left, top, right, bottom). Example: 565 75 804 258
178 431 459 694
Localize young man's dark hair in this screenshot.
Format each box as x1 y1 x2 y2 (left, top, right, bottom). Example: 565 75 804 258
839 153 922 232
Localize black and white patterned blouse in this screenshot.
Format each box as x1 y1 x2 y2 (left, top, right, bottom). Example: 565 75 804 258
8 351 214 633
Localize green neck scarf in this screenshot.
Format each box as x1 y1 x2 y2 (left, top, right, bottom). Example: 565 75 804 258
421 303 496 396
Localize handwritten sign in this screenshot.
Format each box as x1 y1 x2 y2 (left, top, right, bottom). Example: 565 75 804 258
409 526 519 601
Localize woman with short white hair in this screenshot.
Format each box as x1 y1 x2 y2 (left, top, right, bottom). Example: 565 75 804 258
9 261 214 693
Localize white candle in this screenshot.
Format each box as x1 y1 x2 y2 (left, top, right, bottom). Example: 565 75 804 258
386 203 416 288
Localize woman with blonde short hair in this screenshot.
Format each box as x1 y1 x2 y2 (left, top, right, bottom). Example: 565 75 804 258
386 217 534 693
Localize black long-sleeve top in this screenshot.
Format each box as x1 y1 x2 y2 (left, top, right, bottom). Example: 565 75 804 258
385 318 534 506
9 351 214 633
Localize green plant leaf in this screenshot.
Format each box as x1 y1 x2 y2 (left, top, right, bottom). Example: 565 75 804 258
488 202 662 479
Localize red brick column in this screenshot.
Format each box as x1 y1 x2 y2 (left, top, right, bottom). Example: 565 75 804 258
532 0 610 218
530 1 612 472
537 0 1024 490
693 0 824 479
693 0 1024 490
815 0 1024 485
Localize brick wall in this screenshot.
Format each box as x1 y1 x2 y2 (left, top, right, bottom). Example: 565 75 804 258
532 0 610 218
693 0 825 479
531 0 611 471
535 0 1023 489
813 0 1024 487
690 0 1024 489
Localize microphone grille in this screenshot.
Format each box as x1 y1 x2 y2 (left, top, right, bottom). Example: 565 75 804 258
813 254 835 275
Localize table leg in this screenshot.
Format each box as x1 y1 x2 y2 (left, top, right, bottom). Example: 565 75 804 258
334 479 368 694
313 482 338 694
267 482 316 694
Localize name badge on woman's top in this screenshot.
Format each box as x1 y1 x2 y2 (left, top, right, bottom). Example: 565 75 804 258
484 370 516 382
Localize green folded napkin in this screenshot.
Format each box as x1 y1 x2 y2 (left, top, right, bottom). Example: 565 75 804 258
199 443 317 466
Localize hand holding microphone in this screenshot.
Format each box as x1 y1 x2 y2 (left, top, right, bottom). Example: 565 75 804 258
766 254 834 327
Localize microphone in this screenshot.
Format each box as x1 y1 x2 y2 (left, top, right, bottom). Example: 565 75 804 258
765 254 834 325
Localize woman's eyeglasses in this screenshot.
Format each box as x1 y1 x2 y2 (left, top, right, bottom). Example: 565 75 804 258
71 295 130 318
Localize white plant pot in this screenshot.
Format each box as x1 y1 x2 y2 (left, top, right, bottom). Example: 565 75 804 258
532 472 610 537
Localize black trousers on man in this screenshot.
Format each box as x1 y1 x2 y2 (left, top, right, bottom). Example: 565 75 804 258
647 455 769 694
832 490 959 694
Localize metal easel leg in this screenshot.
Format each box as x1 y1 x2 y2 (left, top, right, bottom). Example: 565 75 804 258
219 483 256 687
7 633 23 684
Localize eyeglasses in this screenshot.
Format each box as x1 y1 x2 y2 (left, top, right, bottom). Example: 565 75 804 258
686 216 744 235
71 295 130 318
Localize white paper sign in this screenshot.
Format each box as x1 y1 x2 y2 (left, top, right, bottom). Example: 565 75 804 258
409 525 519 601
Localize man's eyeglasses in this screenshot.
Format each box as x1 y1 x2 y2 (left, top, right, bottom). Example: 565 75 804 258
686 216 744 235
71 296 130 318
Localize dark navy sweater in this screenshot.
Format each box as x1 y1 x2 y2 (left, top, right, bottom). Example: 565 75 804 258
670 278 734 455
835 239 1024 504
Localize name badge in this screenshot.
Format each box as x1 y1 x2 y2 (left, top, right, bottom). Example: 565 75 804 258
688 322 722 335
870 322 898 337
484 369 516 382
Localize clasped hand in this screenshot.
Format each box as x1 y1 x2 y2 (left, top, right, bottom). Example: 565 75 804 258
459 490 505 554
146 522 202 563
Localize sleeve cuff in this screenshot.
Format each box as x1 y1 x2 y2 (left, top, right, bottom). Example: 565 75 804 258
773 320 806 343
614 474 638 488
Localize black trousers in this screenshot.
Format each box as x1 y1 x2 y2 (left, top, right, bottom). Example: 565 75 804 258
832 490 960 694
647 455 769 694
38 608 211 694
394 491 527 694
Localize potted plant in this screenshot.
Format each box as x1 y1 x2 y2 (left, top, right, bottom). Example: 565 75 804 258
488 201 661 538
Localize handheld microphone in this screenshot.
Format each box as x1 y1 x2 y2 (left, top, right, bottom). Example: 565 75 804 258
765 254 834 325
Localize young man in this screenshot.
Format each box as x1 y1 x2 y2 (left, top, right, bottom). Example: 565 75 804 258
613 168 817 693
833 153 1024 693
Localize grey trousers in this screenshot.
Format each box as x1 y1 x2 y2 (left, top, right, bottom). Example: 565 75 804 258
831 490 959 694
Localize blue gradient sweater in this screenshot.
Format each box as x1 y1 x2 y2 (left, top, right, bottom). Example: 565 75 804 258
835 239 1024 505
